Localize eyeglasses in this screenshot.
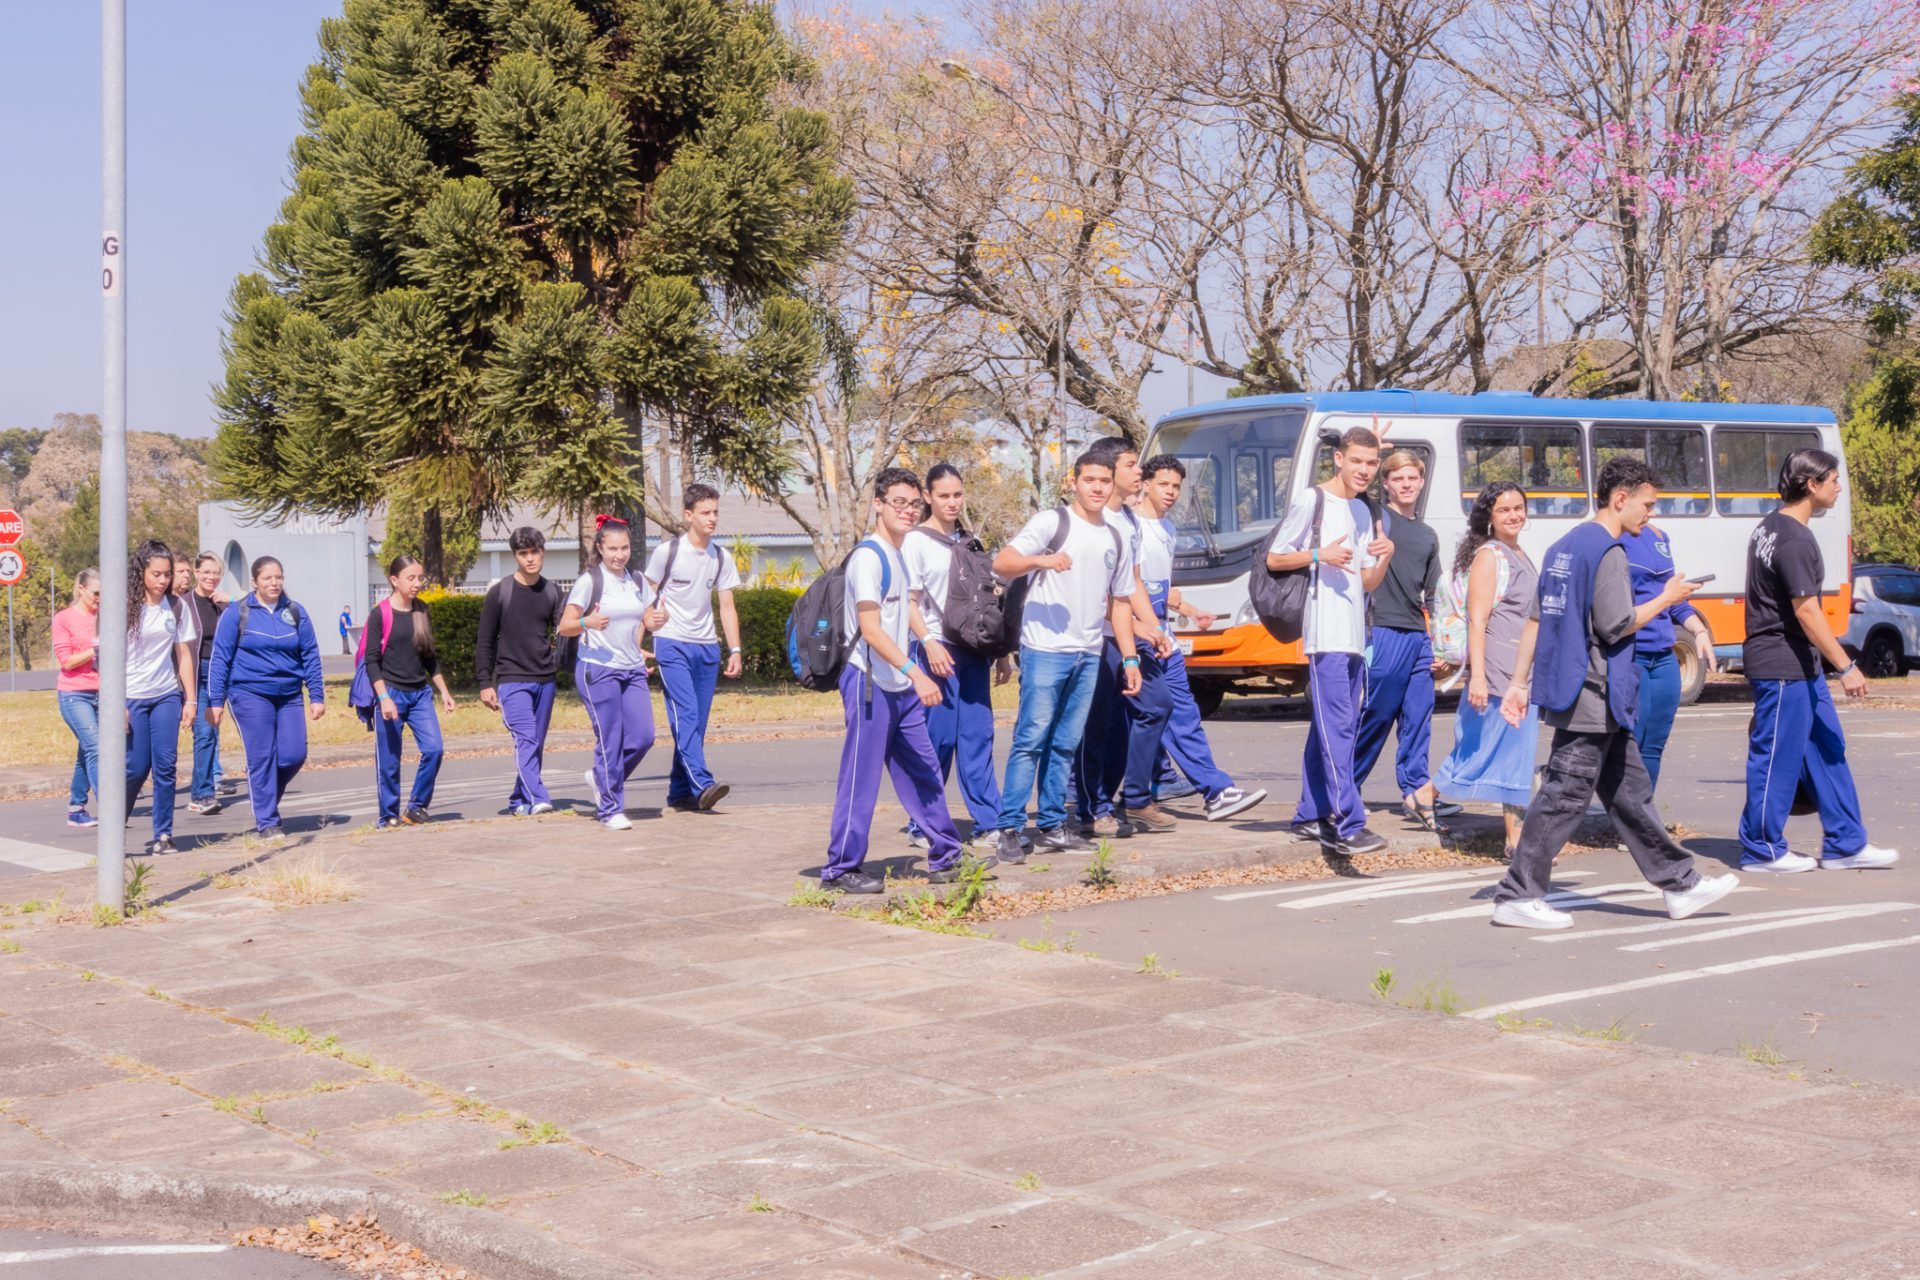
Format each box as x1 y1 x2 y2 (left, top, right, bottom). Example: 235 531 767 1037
879 497 923 511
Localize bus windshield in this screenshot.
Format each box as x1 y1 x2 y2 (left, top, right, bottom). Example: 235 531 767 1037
1151 406 1308 542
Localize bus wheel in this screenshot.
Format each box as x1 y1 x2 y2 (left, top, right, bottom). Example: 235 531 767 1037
1192 681 1227 719
1675 631 1711 706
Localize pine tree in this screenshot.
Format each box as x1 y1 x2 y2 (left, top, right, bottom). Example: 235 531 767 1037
213 0 852 577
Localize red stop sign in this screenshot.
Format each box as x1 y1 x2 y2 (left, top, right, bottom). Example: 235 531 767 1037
0 510 21 547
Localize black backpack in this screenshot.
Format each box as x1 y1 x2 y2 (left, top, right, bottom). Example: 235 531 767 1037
786 539 891 691
909 527 1020 659
558 564 645 674
235 596 305 641
1250 486 1324 645
999 507 1127 649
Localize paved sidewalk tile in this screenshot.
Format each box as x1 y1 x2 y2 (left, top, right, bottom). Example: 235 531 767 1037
2 801 1915 1279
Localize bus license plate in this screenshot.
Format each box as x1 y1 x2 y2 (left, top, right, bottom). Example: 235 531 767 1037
1177 637 1195 656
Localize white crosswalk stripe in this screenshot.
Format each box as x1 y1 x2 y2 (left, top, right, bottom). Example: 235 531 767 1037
1539 904 1849 944
1279 869 1591 911
1393 881 1683 924
1617 902 1919 952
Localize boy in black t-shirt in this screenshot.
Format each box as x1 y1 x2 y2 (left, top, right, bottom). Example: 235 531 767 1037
1738 449 1896 873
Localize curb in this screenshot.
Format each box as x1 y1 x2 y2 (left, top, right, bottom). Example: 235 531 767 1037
0 1163 632 1280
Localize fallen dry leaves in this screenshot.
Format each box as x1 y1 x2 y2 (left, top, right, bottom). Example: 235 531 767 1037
966 845 1516 920
235 1212 477 1279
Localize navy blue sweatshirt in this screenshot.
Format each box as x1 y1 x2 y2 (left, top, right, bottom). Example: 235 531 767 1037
207 593 326 704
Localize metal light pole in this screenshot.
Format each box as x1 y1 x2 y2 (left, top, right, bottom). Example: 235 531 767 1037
97 0 128 910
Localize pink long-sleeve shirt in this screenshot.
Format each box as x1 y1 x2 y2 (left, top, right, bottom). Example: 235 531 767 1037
52 606 100 693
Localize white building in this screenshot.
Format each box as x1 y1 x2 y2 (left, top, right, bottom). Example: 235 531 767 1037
200 491 825 629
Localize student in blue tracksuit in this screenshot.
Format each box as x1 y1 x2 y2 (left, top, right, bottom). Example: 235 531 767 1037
643 484 744 813
1269 427 1395 855
476 528 565 817
902 463 1009 853
365 556 457 828
1352 450 1454 830
1737 448 1896 873
558 517 657 831
1620 522 1716 791
821 468 976 893
1121 455 1266 825
205 556 326 840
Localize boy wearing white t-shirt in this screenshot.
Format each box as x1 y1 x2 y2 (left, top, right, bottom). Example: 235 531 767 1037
643 483 744 812
1268 426 1396 854
991 452 1142 862
821 469 975 894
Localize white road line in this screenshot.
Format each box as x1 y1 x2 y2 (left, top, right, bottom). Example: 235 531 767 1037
1395 881 1663 924
1215 868 1498 902
1465 934 1920 1020
1618 903 1919 952
0 1245 230 1263
1539 904 1842 944
0 836 94 873
1280 870 1590 911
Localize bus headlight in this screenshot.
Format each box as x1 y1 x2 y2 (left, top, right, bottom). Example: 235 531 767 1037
1232 600 1260 629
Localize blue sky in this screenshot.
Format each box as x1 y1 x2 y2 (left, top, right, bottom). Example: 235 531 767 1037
0 2 1202 446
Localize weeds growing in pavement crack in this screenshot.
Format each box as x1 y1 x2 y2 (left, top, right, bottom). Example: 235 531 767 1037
786 880 835 909
747 1194 775 1213
1369 968 1396 1001
440 1189 491 1207
1084 841 1118 890
1572 1018 1636 1042
1014 1172 1041 1191
1739 1036 1788 1067
1136 953 1177 978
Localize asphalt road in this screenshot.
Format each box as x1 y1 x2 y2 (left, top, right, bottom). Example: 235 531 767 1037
0 1231 338 1278
978 694 1920 1089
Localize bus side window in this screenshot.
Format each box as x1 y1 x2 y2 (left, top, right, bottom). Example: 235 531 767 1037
1593 424 1711 517
1714 428 1821 516
1459 422 1587 518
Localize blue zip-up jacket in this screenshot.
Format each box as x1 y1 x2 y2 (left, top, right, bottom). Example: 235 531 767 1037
207 593 326 705
1620 526 1700 657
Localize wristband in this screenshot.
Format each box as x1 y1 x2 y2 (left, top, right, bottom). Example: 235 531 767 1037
378 694 394 705
1837 661 1858 678
897 660 920 678
729 646 742 654
1311 547 1319 564
1121 656 1141 669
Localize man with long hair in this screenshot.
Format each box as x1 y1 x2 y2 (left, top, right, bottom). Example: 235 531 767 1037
1737 449 1897 873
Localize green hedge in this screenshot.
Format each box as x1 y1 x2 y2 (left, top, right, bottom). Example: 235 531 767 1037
417 585 804 689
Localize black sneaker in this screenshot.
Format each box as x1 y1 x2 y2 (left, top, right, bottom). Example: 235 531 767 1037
698 781 730 811
1326 827 1388 856
147 834 177 857
1037 826 1090 853
667 797 700 813
1291 818 1334 843
928 854 998 885
1204 786 1267 822
996 828 1029 865
823 869 884 895
258 826 286 844
403 806 430 826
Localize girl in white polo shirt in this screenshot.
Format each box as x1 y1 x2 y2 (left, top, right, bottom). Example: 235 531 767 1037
558 516 658 831
125 540 198 856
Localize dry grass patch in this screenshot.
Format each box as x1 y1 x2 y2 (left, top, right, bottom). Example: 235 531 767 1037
245 852 361 907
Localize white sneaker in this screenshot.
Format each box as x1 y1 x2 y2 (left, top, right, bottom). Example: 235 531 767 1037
529 802 555 816
583 769 601 810
965 832 1001 855
1666 872 1738 920
1823 844 1898 870
1491 898 1574 930
1745 852 1818 874
602 813 632 831
1205 786 1268 822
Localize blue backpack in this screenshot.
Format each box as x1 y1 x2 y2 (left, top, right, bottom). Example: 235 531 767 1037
785 540 890 692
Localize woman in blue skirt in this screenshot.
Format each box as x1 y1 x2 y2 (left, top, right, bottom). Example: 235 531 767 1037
1436 482 1539 858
